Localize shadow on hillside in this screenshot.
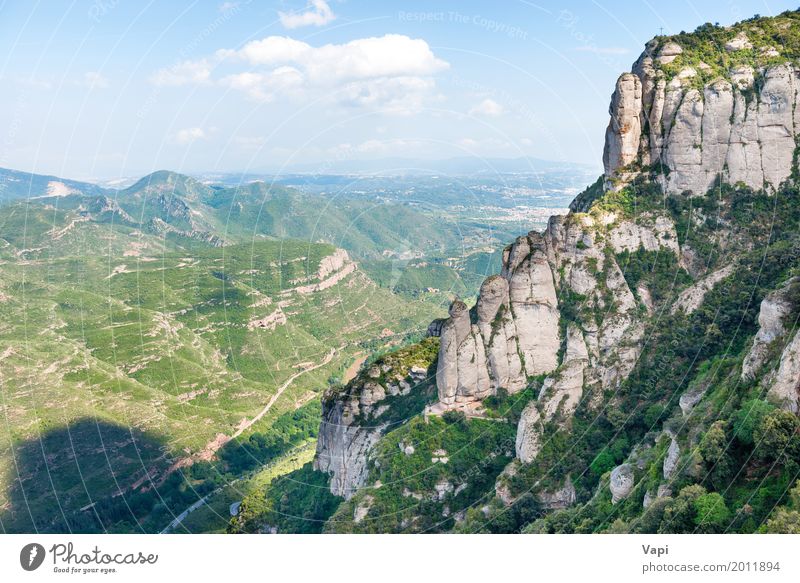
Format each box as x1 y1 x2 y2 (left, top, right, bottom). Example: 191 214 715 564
0 418 171 534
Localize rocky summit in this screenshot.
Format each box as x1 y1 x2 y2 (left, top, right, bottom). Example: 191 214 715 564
236 11 800 535
605 15 800 195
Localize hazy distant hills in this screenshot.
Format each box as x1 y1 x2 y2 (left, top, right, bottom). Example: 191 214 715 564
0 167 464 258
193 156 599 185
0 167 110 202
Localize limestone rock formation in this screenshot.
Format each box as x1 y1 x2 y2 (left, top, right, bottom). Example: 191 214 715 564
672 265 734 315
603 73 643 180
314 392 385 499
663 435 680 481
769 331 800 413
315 342 437 498
742 278 796 378
435 231 559 409
538 477 577 510
516 325 589 463
610 463 634 504
604 35 800 195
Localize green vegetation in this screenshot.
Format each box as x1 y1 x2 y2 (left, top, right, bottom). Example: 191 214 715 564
325 415 515 533
0 193 442 532
657 12 800 88
230 462 342 534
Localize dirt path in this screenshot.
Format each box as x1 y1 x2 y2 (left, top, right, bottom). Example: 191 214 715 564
162 346 340 480
229 347 337 442
342 352 367 384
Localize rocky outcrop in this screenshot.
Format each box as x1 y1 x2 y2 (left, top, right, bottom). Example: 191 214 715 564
435 232 559 408
603 73 643 180
315 341 438 498
538 477 577 510
434 204 673 416
769 331 800 413
314 384 387 499
610 463 634 504
604 34 800 195
672 264 734 315
742 278 796 378
516 325 588 463
663 435 680 481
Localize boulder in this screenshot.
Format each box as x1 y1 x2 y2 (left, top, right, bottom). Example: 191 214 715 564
610 464 634 504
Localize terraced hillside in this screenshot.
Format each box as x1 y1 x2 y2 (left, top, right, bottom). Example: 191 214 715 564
0 194 442 532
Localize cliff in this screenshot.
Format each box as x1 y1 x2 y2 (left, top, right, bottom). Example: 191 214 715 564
604 13 800 195
259 11 800 535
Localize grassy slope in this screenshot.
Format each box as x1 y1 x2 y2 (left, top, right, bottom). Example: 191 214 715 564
0 200 443 532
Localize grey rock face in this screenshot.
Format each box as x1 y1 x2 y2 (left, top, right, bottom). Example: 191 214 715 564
663 436 680 480
436 232 560 408
679 384 707 416
315 352 432 498
538 477 577 510
743 278 796 379
769 331 800 413
516 325 588 463
603 73 643 179
314 393 385 499
610 464 635 504
604 39 800 195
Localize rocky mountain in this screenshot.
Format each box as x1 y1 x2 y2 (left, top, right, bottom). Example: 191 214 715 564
604 15 800 195
235 11 800 534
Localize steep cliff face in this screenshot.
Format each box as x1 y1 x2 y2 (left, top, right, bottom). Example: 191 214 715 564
301 12 800 534
314 339 438 498
433 208 677 417
604 17 800 195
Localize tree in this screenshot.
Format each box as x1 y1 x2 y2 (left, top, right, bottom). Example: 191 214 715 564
699 421 734 490
693 492 731 533
761 508 800 533
733 399 774 445
590 450 616 478
753 409 800 465
659 484 706 533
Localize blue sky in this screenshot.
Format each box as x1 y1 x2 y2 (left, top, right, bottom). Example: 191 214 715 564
0 0 797 180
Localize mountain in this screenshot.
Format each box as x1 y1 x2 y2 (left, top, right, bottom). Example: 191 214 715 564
0 167 110 202
0 170 505 532
231 11 800 534
0 231 442 532
0 167 489 259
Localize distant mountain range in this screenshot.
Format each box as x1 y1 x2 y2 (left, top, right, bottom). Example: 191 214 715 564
1 155 599 199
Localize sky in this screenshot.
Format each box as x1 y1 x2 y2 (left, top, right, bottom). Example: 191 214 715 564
0 0 797 181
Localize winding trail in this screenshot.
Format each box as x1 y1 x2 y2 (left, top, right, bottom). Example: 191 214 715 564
229 347 336 441
160 348 338 533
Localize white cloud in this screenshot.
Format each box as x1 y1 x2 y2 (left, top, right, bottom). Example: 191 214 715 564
278 0 335 29
83 71 109 89
574 46 630 55
221 66 304 101
233 34 448 83
154 34 448 113
218 2 239 12
469 98 504 117
174 127 206 145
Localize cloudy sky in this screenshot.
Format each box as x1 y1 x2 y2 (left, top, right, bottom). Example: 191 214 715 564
0 0 795 180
